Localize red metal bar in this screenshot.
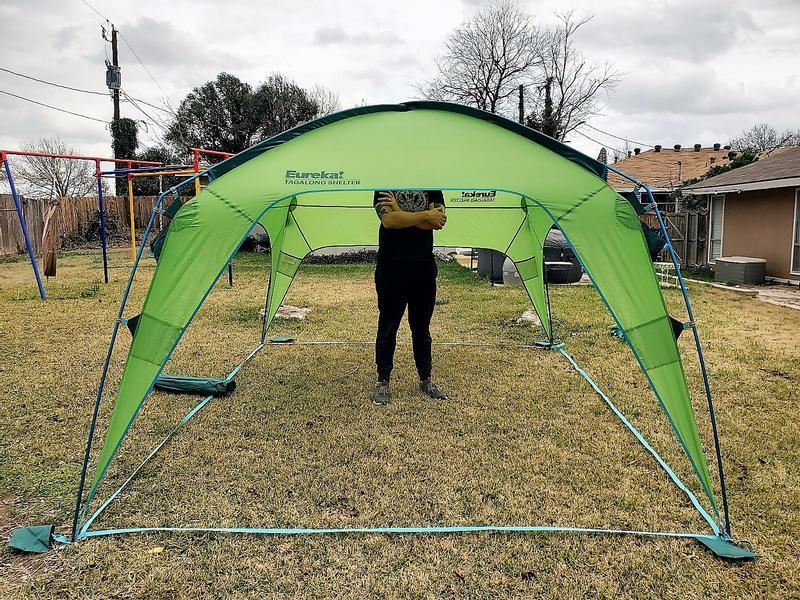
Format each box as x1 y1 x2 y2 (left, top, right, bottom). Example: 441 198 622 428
0 149 161 166
190 147 234 159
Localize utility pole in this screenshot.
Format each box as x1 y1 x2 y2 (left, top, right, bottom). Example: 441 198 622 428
103 23 122 192
110 25 120 123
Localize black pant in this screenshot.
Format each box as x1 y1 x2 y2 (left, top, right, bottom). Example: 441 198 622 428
375 258 437 382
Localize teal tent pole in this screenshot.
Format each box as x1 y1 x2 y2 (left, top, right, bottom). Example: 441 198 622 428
2 155 46 300
72 173 207 540
608 164 732 537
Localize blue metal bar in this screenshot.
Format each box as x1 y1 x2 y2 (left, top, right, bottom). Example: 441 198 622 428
606 163 732 536
96 176 109 284
100 165 193 176
2 158 46 300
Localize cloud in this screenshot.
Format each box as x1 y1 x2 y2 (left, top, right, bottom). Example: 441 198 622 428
580 1 759 62
607 61 799 118
115 17 244 69
312 25 403 46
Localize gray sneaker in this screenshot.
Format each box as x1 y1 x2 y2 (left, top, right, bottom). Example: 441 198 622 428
373 380 391 405
420 379 447 400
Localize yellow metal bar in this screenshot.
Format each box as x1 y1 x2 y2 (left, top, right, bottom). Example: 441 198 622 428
129 169 196 177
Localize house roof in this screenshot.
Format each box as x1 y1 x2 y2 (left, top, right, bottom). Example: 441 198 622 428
683 147 800 194
607 146 733 191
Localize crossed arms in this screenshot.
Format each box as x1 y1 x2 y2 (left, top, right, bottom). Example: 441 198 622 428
375 191 447 230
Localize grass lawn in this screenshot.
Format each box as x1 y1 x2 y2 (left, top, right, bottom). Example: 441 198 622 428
1 248 798 598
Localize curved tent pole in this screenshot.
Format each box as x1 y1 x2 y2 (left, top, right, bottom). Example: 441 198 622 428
606 164 732 538
71 173 204 541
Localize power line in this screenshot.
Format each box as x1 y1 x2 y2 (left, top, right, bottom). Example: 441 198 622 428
0 66 108 96
0 89 107 123
80 0 108 20
120 90 170 114
116 30 169 99
80 0 172 107
120 89 168 134
1 64 174 115
574 128 681 166
582 123 656 149
573 128 628 157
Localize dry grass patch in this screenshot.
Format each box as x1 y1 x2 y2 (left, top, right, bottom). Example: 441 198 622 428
0 249 798 598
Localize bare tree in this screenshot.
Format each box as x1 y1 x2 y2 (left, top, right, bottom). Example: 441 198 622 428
12 138 97 199
417 0 545 115
529 12 617 140
309 84 342 116
729 123 800 152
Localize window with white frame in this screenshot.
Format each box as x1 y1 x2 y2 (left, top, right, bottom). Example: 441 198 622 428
709 195 724 262
792 190 800 274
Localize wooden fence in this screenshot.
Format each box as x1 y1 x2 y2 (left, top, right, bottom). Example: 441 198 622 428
0 194 158 256
643 209 708 267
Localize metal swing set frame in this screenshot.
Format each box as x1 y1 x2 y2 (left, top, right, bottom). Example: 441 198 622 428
0 147 232 299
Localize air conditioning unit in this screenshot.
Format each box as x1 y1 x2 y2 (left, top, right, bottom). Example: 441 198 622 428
714 256 766 285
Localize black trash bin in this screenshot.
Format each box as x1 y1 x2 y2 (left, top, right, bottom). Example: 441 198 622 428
477 248 505 283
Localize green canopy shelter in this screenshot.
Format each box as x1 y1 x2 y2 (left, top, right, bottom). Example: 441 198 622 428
62 102 750 559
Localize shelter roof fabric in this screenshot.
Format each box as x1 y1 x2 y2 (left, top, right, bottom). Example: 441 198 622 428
80 103 720 532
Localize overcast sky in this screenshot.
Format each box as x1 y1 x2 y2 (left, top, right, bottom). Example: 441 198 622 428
0 0 797 164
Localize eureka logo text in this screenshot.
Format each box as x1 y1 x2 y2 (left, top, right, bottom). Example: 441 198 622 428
284 170 361 185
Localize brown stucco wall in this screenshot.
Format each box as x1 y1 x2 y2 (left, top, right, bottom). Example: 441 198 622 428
720 187 798 280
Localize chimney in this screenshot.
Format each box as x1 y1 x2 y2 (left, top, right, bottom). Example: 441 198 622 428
727 151 737 160
627 150 631 158
654 144 662 152
694 144 701 152
713 143 721 151
634 147 641 155
723 145 731 150
710 156 716 163
674 144 681 152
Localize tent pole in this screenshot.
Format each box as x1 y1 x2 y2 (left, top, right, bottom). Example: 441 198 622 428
641 183 732 536
543 255 554 345
2 156 46 300
70 189 170 541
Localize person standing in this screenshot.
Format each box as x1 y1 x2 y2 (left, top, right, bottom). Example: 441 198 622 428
372 190 448 405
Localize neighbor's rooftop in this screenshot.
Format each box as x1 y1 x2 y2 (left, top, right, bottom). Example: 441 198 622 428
683 146 800 195
607 145 734 192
